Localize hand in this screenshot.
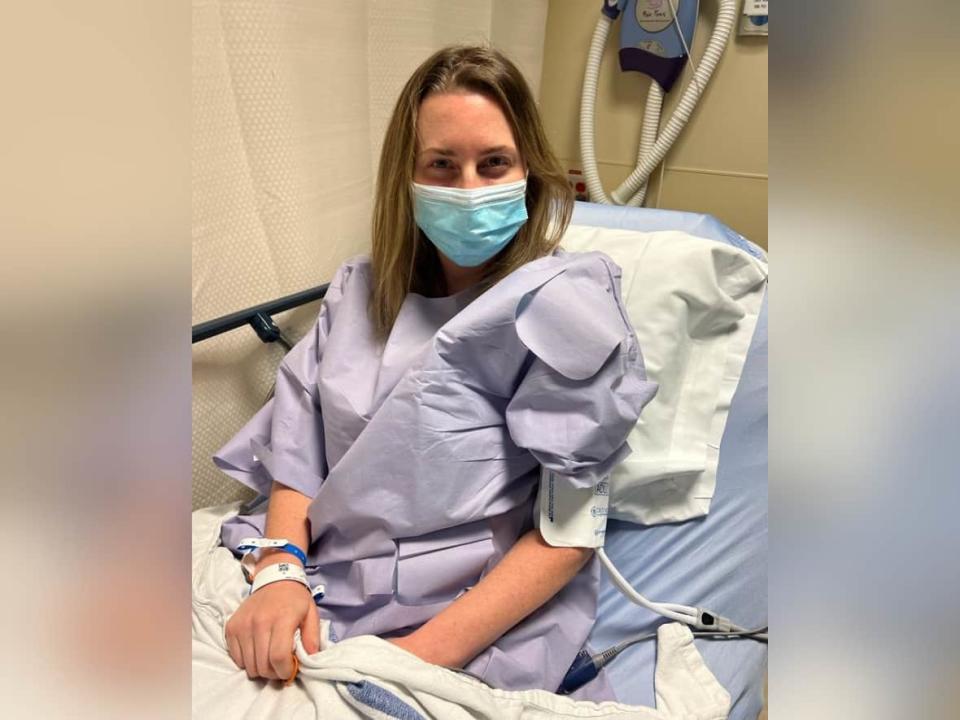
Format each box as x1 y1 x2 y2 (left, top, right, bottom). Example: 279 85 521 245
225 580 320 681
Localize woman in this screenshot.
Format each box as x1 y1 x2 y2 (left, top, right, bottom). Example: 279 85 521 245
215 45 656 700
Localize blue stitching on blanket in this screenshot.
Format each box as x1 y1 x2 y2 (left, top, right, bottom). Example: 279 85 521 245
344 681 425 720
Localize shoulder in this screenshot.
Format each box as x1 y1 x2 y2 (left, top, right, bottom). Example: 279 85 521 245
498 249 625 301
328 254 372 291
323 254 374 303
512 249 628 322
525 248 622 278
314 255 373 331
510 250 635 380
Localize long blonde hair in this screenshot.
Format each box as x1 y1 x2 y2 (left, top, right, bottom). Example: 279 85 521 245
369 45 573 341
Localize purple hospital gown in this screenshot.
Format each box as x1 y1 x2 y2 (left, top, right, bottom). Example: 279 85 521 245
214 250 657 700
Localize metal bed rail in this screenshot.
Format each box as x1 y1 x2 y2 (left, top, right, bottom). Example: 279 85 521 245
191 283 329 351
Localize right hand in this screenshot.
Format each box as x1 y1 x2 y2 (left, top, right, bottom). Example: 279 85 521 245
225 579 321 681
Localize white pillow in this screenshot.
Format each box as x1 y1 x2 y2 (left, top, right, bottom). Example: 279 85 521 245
561 226 768 525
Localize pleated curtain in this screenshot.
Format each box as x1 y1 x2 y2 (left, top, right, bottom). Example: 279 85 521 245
192 0 549 509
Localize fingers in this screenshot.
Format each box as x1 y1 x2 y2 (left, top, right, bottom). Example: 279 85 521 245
301 603 320 655
225 616 255 678
228 618 291 682
240 631 260 680
224 584 314 682
268 619 299 680
253 619 279 680
226 631 245 672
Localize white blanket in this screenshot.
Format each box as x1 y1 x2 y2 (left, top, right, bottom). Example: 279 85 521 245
193 504 731 719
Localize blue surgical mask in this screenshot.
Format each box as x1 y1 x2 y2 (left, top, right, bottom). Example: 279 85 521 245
412 177 528 267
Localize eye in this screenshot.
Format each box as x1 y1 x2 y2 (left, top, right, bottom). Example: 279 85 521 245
428 158 454 170
483 156 510 168
480 155 513 174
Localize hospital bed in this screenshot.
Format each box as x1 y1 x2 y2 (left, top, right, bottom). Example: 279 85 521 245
192 201 768 718
568 203 767 719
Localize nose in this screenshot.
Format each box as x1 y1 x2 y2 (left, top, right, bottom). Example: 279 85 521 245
456 164 485 190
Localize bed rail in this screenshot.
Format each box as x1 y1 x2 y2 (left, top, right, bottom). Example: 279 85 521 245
191 283 329 349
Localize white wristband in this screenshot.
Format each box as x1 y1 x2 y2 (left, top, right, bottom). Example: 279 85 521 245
250 562 311 595
238 537 307 584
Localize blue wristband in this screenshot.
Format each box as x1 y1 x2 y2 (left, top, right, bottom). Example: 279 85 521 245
237 537 308 575
276 542 307 565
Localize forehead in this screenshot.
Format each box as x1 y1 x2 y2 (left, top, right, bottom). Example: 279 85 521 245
416 91 517 151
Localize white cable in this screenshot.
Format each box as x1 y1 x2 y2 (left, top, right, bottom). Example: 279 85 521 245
580 0 737 206
597 548 698 624
597 548 747 632
655 154 665 207
668 0 702 96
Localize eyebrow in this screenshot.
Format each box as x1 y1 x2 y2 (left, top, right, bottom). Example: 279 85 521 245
419 145 516 157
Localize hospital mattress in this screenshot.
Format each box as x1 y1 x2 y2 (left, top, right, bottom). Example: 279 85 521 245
573 203 768 719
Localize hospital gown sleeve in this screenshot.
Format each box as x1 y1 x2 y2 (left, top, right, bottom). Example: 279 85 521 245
505 256 658 489
212 262 351 498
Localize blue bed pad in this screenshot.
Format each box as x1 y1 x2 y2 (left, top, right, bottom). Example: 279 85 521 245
571 201 766 261
573 202 768 719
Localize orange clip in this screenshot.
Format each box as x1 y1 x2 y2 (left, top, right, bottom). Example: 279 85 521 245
284 654 299 686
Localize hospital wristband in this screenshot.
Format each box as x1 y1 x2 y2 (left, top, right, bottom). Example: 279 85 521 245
237 537 307 565
238 537 308 583
250 562 311 595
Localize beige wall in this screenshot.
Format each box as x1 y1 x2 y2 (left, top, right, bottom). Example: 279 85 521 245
539 0 768 248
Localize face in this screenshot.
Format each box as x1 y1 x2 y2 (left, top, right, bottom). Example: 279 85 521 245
414 91 525 189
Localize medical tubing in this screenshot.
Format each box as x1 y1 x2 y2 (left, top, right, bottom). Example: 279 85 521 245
628 0 690 207
579 14 615 204
610 0 737 204
614 626 768 659
580 0 737 206
560 626 768 695
597 548 748 631
627 0 697 207
596 548 698 623
627 82 663 207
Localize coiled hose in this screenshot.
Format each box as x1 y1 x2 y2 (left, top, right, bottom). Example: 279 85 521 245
579 0 737 206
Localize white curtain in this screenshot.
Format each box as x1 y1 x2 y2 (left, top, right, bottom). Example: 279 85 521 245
192 0 549 509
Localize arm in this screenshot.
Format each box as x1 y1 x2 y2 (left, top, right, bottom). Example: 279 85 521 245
219 278 344 682
225 481 321 681
254 480 312 573
388 528 592 669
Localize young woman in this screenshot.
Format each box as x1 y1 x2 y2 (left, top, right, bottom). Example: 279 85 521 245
215 45 656 700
